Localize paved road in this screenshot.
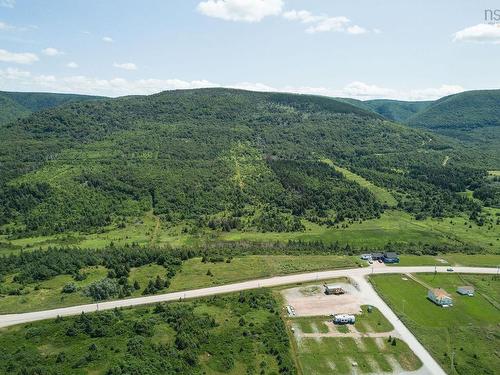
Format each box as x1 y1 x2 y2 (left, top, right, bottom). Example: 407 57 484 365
0 266 496 374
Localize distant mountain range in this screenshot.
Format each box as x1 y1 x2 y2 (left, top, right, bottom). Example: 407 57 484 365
1 88 496 237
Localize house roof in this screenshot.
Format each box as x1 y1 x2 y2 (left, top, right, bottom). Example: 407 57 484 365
430 288 451 298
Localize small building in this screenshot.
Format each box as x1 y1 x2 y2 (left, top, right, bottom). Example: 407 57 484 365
457 286 475 296
325 284 345 295
360 254 372 260
371 252 384 261
428 288 453 307
383 252 399 263
333 314 355 324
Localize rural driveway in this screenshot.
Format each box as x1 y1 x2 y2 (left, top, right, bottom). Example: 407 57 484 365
0 266 496 374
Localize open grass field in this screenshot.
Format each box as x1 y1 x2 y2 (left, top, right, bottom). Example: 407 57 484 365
354 305 394 333
0 255 361 314
0 263 168 314
219 210 500 250
2 208 498 256
0 289 292 375
370 273 500 374
390 254 500 267
170 255 362 291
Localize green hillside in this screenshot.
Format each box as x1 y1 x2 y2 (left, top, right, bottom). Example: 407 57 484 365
407 90 500 167
0 91 103 126
0 88 496 249
363 99 432 123
408 90 500 131
334 98 432 123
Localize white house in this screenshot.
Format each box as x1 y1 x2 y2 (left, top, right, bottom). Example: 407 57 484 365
457 286 474 296
428 288 453 307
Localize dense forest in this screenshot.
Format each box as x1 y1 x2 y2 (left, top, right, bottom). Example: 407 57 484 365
0 91 103 126
0 289 294 375
0 88 497 239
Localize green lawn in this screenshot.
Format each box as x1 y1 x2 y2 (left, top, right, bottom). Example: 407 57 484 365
291 317 330 334
0 290 290 375
370 273 500 374
354 305 394 333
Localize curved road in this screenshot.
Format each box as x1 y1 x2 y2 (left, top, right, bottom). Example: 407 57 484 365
1 265 497 374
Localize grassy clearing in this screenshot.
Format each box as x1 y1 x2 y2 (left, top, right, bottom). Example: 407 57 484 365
390 254 500 267
169 255 362 292
354 305 394 333
219 210 500 250
370 273 500 374
0 264 167 314
0 289 289 375
295 337 421 374
2 208 498 256
0 255 359 314
0 266 107 314
322 159 398 207
291 317 330 334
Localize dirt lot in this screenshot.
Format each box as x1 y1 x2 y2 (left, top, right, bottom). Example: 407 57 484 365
281 281 362 316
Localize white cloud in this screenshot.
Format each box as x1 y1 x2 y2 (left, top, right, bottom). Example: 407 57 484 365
347 25 367 35
406 85 464 101
42 47 63 56
66 62 79 68
283 9 370 35
0 48 38 64
197 0 283 22
453 23 500 44
113 62 137 71
0 21 13 30
0 67 31 79
231 81 464 101
282 10 323 24
0 69 466 101
102 36 114 43
0 0 15 8
306 16 350 34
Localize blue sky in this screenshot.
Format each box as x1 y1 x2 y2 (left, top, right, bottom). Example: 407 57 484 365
0 0 499 99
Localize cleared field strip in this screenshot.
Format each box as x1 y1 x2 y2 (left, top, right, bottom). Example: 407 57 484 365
322 158 398 206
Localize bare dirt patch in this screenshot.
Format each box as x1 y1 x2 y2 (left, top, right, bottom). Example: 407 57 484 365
281 282 362 316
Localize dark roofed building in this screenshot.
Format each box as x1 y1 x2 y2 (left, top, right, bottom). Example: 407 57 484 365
383 252 399 263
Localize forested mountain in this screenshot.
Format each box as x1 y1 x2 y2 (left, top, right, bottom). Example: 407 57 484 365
335 98 432 123
0 91 103 126
363 99 432 123
406 90 500 168
0 88 493 237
